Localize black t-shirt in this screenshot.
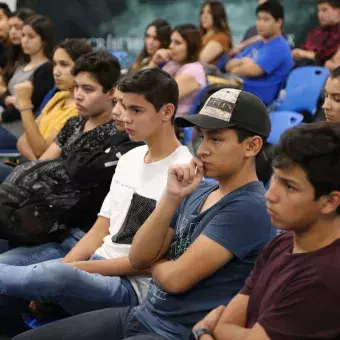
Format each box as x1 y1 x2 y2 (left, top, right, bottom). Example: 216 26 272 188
242 232 340 339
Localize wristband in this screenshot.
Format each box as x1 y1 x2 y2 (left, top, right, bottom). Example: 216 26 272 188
19 105 34 113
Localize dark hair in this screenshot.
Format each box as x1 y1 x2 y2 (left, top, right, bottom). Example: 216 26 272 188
317 0 340 8
3 8 36 84
273 122 340 213
173 23 202 63
118 68 179 124
331 66 340 79
23 14 55 60
200 0 233 48
56 38 93 62
0 3 12 18
72 51 121 93
256 0 284 21
133 18 171 70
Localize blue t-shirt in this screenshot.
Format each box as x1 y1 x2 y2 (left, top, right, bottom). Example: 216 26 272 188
235 35 293 105
135 180 276 340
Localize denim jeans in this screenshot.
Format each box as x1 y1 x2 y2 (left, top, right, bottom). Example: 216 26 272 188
0 228 85 266
13 307 166 340
0 125 17 149
0 163 13 182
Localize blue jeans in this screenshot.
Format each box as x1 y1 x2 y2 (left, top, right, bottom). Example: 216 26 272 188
0 163 14 182
0 228 85 266
0 125 17 149
13 307 166 340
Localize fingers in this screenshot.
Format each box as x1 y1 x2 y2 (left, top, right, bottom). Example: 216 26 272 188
170 158 203 185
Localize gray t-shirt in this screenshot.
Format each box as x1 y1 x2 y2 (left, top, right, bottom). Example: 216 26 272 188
135 180 276 340
8 64 35 95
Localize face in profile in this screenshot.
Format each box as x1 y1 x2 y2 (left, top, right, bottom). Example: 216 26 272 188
323 76 340 122
111 89 125 132
21 24 43 56
0 8 9 41
53 48 75 91
169 31 188 63
201 4 214 30
318 2 340 26
74 71 113 117
8 16 24 45
145 25 161 56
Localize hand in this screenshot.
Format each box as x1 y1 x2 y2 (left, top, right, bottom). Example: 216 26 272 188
151 49 172 65
4 95 16 107
229 46 243 57
29 301 44 319
14 81 34 109
193 305 226 333
166 157 204 199
291 48 305 60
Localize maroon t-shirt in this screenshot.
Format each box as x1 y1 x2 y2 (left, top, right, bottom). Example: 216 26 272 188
241 232 340 340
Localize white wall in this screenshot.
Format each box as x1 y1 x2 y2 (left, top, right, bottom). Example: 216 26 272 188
1 0 16 11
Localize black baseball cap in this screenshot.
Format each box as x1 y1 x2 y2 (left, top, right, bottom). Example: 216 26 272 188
175 88 271 138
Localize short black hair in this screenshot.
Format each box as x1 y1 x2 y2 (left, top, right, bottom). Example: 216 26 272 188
273 122 340 213
0 3 12 18
72 51 121 93
331 65 340 79
317 0 340 8
56 38 93 62
12 7 35 21
256 0 284 21
117 68 179 124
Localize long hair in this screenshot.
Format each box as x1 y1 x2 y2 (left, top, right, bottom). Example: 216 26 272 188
132 18 171 70
3 8 35 85
200 0 233 48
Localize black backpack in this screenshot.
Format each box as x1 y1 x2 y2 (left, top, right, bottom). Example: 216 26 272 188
0 159 91 246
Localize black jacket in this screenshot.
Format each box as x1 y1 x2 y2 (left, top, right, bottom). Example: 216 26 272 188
61 131 143 232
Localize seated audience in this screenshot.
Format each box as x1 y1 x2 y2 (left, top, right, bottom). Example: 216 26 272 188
16 38 93 161
13 89 276 340
193 121 340 340
0 2 11 70
325 47 340 70
225 1 293 105
130 18 171 71
323 65 340 122
0 14 55 149
199 0 233 65
292 0 340 66
151 23 207 116
0 68 192 336
1 8 35 91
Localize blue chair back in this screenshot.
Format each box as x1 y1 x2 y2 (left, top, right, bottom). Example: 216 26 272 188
109 50 135 69
276 66 330 116
216 53 230 73
0 149 20 157
267 111 303 145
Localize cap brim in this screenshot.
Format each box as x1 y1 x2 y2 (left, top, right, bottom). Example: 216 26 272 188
175 114 236 130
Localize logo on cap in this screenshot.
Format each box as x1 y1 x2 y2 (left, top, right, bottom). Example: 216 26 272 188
200 89 241 122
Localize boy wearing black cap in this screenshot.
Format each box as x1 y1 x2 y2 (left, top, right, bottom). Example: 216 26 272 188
14 89 276 340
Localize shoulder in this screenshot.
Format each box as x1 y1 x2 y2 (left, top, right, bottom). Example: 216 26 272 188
118 145 148 164
260 231 293 262
178 61 204 74
212 31 229 44
34 61 53 74
170 145 193 163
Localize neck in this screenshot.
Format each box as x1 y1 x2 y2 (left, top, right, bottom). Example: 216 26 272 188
263 32 281 43
29 50 48 65
293 217 340 254
144 125 181 163
88 106 112 128
68 89 74 100
217 161 258 197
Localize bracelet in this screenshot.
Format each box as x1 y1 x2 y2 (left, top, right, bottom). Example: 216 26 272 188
19 105 34 113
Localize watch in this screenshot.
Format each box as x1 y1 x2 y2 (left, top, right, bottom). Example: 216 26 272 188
192 328 213 339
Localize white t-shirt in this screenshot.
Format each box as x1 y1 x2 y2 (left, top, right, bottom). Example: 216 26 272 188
95 145 192 302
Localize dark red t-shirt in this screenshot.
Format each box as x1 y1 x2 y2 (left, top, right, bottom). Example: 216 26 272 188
241 232 340 340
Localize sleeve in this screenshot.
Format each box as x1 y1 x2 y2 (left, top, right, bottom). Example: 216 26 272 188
254 42 288 75
177 63 206 87
234 45 253 59
315 32 340 65
98 190 112 219
300 29 314 51
258 278 340 340
64 139 141 185
202 197 270 260
211 32 229 51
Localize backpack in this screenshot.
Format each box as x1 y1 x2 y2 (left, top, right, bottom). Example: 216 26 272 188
0 159 91 246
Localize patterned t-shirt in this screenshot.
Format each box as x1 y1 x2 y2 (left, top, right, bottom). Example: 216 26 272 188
55 116 115 160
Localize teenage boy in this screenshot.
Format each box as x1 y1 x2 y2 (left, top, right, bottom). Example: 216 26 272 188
14 89 276 340
193 122 340 340
225 1 293 105
292 0 340 66
323 66 340 122
0 68 192 336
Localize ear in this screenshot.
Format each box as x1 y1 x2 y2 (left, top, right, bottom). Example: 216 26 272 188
161 103 176 123
320 191 340 215
244 136 263 157
106 88 115 101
